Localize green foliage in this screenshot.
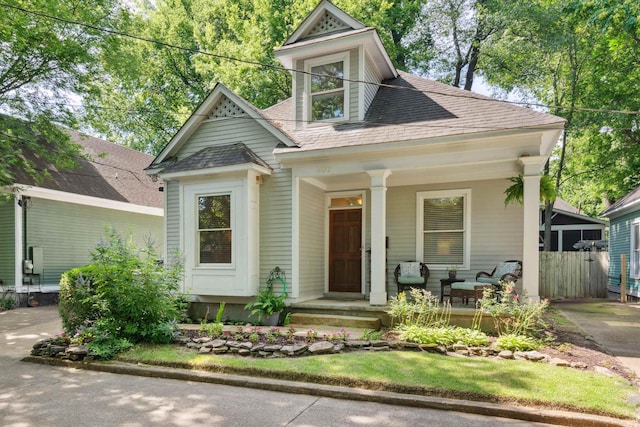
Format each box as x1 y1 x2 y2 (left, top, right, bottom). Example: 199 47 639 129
58 228 185 359
398 324 489 347
478 282 549 337
199 322 224 338
362 329 383 341
495 333 540 351
504 174 557 207
386 289 451 328
0 296 17 311
0 0 125 185
244 283 287 323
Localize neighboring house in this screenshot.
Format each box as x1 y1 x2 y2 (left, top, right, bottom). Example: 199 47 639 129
539 198 607 252
0 128 164 305
601 184 640 300
145 0 565 307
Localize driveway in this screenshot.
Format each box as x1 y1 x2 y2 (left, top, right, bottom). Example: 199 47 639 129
554 300 640 380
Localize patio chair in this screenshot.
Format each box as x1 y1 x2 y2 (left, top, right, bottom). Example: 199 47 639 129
394 261 430 294
475 260 522 286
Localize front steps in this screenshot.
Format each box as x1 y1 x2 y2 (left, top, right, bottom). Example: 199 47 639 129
289 313 381 330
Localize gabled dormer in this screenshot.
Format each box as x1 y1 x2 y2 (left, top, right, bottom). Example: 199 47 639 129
274 0 397 126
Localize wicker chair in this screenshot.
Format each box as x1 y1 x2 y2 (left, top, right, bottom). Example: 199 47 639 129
394 261 430 294
475 260 522 286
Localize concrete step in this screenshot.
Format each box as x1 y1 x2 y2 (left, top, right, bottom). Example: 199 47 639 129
289 313 381 330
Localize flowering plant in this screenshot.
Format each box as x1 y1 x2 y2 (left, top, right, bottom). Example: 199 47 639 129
478 281 549 337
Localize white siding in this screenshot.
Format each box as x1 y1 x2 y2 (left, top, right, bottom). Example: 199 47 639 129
349 48 359 119
297 180 325 298
363 54 382 115
386 179 522 295
165 180 180 258
0 198 16 286
259 167 293 294
25 198 163 285
167 114 293 295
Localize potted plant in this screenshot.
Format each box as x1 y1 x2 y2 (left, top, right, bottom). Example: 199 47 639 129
447 266 458 279
244 283 287 326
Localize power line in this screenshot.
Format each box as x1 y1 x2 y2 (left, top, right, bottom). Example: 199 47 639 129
3 2 640 117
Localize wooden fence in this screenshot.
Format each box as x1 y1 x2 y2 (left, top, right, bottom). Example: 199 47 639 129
539 252 609 299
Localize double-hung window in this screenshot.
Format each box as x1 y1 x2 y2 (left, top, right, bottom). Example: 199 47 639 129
631 221 640 279
417 189 470 269
306 53 349 122
198 194 232 264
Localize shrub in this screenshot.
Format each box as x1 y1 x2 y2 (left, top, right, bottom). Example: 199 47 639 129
58 228 185 358
495 333 540 351
387 288 450 328
478 282 549 337
398 324 489 347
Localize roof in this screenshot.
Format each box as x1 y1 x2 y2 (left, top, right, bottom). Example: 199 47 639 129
14 130 163 209
601 184 640 218
264 71 565 154
161 143 270 173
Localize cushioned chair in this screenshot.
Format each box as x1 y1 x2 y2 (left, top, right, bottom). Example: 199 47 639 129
475 260 522 286
394 261 430 294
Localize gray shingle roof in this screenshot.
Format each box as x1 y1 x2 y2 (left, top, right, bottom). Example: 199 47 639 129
13 129 163 208
263 71 565 153
601 184 640 217
162 143 270 173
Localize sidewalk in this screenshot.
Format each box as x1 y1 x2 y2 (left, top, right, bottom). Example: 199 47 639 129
554 299 640 381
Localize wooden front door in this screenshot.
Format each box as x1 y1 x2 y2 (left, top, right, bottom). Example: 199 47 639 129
329 209 362 292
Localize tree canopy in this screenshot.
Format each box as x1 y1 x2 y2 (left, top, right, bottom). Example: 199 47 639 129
0 0 126 187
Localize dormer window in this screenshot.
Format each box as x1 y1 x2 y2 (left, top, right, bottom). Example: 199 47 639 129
305 52 349 123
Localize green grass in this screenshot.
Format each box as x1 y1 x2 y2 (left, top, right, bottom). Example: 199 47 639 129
117 345 638 419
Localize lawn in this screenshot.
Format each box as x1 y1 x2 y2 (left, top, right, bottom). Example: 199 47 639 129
117 344 638 419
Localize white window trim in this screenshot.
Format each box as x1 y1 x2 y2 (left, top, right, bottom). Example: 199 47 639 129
416 189 471 271
196 192 234 267
304 52 350 124
631 220 640 279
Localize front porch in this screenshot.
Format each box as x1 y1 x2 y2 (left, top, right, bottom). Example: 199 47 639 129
289 297 496 332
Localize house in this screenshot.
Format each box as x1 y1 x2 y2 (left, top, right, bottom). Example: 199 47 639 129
0 127 164 306
145 0 565 310
601 184 640 300
539 198 607 252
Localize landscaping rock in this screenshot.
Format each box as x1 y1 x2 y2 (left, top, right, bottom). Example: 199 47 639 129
571 361 588 369
594 366 616 377
308 341 335 355
345 340 369 348
199 346 212 354
498 350 514 359
524 351 546 362
549 358 570 367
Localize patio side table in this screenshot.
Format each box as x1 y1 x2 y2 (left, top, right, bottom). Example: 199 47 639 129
440 278 465 303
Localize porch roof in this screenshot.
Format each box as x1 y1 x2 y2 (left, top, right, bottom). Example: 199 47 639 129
161 143 271 174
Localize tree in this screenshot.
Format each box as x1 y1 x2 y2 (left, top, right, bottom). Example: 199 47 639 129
82 0 430 154
0 0 126 187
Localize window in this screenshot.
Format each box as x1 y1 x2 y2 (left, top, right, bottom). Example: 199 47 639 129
198 194 232 264
306 53 349 122
631 222 640 279
417 190 470 269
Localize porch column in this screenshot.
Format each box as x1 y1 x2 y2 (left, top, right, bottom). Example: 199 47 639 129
368 169 391 305
520 156 545 302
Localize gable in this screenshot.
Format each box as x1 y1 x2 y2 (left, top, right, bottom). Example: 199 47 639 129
283 0 365 46
148 83 294 171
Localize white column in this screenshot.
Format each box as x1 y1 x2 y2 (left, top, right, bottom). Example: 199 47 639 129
368 170 391 305
520 157 545 302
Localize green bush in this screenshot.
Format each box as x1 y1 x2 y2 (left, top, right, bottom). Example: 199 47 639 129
495 333 540 351
58 228 185 358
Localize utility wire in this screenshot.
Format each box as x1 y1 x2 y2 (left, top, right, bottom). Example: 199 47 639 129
3 2 640 117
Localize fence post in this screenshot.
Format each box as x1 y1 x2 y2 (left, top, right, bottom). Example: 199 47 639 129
620 254 627 303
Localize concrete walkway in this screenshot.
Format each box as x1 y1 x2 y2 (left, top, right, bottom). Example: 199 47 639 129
554 300 640 381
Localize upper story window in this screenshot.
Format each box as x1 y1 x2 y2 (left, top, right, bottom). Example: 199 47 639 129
305 53 349 122
631 221 640 279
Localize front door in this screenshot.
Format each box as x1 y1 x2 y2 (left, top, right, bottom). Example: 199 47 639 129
329 209 362 292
